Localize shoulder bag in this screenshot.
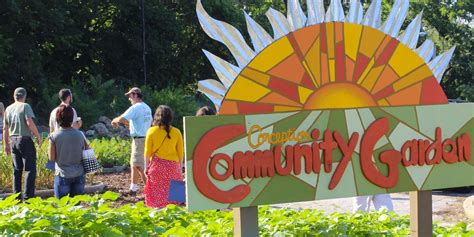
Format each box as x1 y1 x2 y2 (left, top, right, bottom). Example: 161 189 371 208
81 133 101 174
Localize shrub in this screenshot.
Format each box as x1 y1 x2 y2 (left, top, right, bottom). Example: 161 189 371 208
141 86 200 131
90 137 131 168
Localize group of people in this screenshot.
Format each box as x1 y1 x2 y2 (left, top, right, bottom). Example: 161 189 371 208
1 86 391 212
1 87 85 200
0 86 214 209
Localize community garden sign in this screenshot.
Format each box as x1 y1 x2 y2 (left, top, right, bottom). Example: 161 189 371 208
184 0 473 235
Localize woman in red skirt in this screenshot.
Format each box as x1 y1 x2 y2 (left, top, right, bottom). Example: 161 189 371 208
144 105 183 208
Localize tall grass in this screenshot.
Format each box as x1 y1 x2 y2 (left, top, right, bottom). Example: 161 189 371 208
0 142 53 193
0 138 131 193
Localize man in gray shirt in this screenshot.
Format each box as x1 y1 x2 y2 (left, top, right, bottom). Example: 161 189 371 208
3 87 42 200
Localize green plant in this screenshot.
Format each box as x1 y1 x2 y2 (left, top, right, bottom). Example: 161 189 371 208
0 192 472 236
90 137 131 168
0 137 131 193
141 86 200 131
0 142 54 193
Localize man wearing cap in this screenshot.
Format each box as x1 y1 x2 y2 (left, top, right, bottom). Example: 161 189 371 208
3 87 43 200
49 88 79 133
112 87 152 195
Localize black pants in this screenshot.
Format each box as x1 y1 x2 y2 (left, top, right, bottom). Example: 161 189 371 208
11 136 37 199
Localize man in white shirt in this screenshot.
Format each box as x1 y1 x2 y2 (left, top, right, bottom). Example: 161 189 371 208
353 194 394 213
49 89 80 133
112 87 152 195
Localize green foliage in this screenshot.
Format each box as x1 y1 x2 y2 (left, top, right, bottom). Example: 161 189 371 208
0 138 131 192
407 0 473 102
0 194 472 236
90 137 131 168
0 142 53 193
0 0 472 126
69 75 129 128
142 86 200 130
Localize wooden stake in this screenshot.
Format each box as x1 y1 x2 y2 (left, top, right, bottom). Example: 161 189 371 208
233 206 259 237
410 191 433 237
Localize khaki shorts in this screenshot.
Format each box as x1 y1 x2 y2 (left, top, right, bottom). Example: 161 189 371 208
131 138 145 168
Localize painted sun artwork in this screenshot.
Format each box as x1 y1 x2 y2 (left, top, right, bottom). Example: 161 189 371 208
197 0 454 113
185 0 473 212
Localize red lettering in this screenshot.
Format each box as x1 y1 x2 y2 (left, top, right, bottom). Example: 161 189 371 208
312 143 321 173
294 144 313 175
360 118 400 188
378 150 402 188
193 124 250 203
442 139 458 163
401 140 418 166
311 129 321 173
457 134 471 162
426 127 443 165
254 150 275 177
417 140 430 166
234 151 256 179
194 117 471 204
329 131 359 190
320 130 337 172
274 145 294 175
210 154 233 181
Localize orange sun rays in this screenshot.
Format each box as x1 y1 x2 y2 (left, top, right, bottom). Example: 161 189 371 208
219 22 447 115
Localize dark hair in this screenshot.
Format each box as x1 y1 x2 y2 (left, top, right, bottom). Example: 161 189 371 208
56 104 74 128
136 93 143 99
196 106 216 116
153 105 174 138
58 89 72 102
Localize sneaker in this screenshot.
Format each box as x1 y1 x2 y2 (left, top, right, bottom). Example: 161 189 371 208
128 190 137 196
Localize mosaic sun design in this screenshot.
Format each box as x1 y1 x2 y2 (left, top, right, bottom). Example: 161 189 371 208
196 0 455 114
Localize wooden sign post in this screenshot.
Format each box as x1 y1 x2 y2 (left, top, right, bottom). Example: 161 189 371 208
234 207 258 237
189 1 472 236
410 191 433 237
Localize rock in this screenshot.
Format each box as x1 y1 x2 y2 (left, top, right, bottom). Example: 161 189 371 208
464 195 474 220
91 123 109 137
98 116 112 124
82 116 131 139
85 130 96 137
114 166 127 172
98 116 114 130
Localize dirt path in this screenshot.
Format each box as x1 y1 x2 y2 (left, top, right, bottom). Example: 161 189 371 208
93 170 145 206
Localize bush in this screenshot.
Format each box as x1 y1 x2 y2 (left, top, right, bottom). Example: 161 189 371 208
33 75 129 128
0 192 472 236
26 76 203 131
90 137 131 168
141 86 200 131
0 138 131 193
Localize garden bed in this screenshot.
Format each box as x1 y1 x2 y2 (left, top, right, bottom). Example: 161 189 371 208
93 170 145 206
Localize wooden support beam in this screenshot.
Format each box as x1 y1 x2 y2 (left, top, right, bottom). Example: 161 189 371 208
410 191 433 237
233 206 259 237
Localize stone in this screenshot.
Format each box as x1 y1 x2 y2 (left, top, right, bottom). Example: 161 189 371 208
98 116 114 130
85 130 96 137
91 123 109 137
464 195 474 220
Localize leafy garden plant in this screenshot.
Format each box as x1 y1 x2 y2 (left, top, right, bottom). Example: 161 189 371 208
0 142 53 193
89 137 131 168
0 192 472 236
0 138 131 193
